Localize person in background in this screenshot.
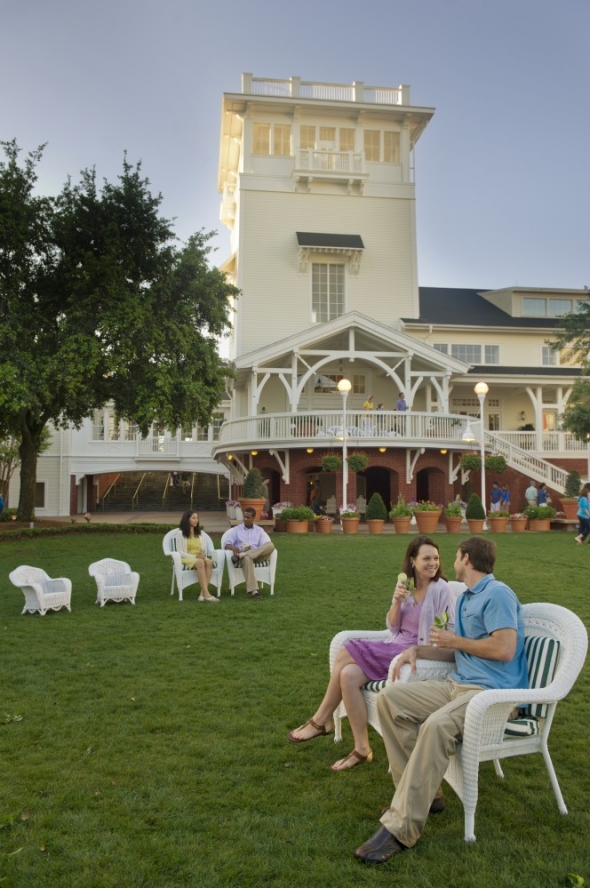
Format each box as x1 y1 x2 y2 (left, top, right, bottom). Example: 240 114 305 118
309 483 325 516
224 508 275 600
395 393 407 412
537 482 550 506
501 485 510 512
525 480 537 508
0 492 4 516
288 536 456 774
174 510 218 602
489 481 502 513
363 395 375 410
574 483 590 545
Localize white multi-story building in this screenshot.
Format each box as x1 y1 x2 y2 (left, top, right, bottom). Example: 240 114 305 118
9 73 587 516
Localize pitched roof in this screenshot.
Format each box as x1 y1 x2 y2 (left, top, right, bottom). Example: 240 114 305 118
408 287 558 329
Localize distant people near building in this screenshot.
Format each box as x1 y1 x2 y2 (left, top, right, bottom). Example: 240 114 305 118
525 480 538 508
537 482 550 506
574 483 590 545
489 481 502 513
377 403 384 410
363 395 375 410
259 406 270 438
395 393 407 412
309 482 325 516
171 471 180 487
0 492 4 516
262 477 271 515
181 474 191 495
376 403 385 432
501 485 510 512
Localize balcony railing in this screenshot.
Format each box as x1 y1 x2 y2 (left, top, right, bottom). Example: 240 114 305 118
295 149 364 174
242 74 409 106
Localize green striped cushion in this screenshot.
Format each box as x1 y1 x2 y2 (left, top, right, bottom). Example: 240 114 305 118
504 716 541 737
523 635 560 718
182 561 218 570
362 679 387 693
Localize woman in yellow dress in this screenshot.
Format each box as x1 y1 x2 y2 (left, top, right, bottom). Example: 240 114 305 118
177 510 219 602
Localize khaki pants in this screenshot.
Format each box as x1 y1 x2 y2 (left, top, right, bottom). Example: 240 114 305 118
238 543 275 592
378 678 483 848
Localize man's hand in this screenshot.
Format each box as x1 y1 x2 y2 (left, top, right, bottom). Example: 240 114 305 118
225 544 241 555
392 645 419 679
429 626 457 650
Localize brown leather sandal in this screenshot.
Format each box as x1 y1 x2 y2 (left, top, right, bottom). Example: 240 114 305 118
288 717 334 743
331 749 373 771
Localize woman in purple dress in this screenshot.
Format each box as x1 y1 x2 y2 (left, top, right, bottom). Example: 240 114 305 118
288 535 456 771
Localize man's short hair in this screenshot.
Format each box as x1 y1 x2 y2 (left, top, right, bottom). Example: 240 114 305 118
458 537 497 574
243 507 256 518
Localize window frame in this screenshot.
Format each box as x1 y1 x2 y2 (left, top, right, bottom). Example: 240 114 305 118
311 262 346 323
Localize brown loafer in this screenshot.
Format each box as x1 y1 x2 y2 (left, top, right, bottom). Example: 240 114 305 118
355 825 407 864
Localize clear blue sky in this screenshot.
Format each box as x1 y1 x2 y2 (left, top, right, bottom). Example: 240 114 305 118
2 0 588 290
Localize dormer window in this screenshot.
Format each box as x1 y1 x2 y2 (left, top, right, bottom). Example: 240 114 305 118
522 297 573 317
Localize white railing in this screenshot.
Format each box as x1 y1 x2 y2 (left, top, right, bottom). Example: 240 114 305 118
136 437 179 457
244 75 406 106
296 149 364 174
498 431 588 453
484 431 569 493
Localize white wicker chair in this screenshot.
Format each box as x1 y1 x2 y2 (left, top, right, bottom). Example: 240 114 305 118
9 565 72 615
220 529 277 596
334 600 588 843
88 558 139 606
162 530 225 601
330 581 467 742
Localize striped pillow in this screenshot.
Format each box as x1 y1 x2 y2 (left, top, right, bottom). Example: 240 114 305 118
504 716 541 737
523 635 560 718
362 679 387 693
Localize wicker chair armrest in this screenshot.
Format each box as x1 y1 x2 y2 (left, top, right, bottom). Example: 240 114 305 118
388 655 456 684
44 578 72 595
329 630 389 672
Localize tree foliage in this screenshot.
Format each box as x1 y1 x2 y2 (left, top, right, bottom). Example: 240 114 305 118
559 378 590 440
0 140 237 519
548 295 590 441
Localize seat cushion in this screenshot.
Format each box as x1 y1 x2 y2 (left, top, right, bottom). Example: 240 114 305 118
504 716 541 737
362 679 387 693
523 635 560 718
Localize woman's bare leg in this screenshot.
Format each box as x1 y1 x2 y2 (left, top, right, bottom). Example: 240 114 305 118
331 663 372 769
195 559 216 599
290 647 368 741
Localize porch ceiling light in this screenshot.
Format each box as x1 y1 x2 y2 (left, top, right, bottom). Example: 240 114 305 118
251 450 258 456
379 447 386 453
227 454 233 460
440 449 448 454
306 448 314 453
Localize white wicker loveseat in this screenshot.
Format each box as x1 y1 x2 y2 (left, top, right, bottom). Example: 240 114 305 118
88 558 139 606
162 530 225 600
330 600 588 841
9 565 72 615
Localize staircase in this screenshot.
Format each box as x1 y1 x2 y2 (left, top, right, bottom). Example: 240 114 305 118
100 471 226 512
483 430 569 493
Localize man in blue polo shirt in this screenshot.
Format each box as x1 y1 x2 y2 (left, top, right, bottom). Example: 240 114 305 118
355 536 528 864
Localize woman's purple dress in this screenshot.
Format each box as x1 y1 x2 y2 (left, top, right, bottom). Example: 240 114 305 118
344 601 423 680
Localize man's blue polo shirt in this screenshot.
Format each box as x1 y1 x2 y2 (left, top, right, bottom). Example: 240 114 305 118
451 574 529 691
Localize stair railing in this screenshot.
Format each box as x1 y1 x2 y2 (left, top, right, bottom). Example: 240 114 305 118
99 473 121 510
484 430 569 493
131 473 147 511
162 473 171 502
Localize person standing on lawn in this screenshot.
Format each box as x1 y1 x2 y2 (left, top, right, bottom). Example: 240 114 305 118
574 483 590 545
525 480 537 508
501 485 510 511
354 536 528 864
489 481 502 512
224 507 275 600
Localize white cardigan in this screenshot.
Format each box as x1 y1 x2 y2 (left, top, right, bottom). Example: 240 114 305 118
172 528 215 559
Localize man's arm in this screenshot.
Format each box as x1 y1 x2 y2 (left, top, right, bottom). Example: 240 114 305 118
430 626 517 662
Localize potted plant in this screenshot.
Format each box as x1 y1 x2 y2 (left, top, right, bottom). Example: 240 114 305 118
465 493 485 533
321 453 343 473
484 455 507 473
487 510 510 533
365 492 387 534
411 500 442 533
460 454 481 471
272 500 292 532
347 451 369 473
560 470 581 520
389 496 413 534
239 468 267 521
225 499 239 519
314 513 334 535
443 500 464 533
509 512 527 533
339 504 360 534
280 505 315 534
523 504 556 531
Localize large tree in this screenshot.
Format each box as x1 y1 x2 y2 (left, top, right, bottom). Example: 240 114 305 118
0 141 237 520
548 296 590 440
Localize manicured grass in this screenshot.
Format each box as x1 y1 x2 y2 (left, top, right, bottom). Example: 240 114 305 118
1 531 589 887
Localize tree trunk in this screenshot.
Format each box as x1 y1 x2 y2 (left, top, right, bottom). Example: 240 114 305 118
17 416 44 522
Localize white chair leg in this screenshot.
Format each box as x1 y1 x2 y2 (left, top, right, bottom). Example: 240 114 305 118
542 747 568 814
493 759 504 778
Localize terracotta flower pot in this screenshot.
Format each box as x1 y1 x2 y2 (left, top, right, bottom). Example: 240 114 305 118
315 519 334 534
286 519 309 534
391 516 412 534
466 519 485 533
559 499 579 520
509 517 527 533
443 516 463 533
341 517 360 534
238 497 266 521
274 519 287 533
413 511 442 534
528 518 551 532
366 519 385 534
487 517 509 533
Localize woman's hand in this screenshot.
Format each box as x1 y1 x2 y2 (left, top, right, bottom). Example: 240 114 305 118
392 581 410 603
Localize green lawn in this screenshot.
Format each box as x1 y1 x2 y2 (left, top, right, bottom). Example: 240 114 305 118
1 530 589 887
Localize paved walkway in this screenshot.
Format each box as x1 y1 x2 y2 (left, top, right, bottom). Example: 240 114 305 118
74 511 232 532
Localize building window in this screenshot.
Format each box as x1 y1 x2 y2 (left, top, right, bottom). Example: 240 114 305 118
352 375 366 394
314 374 343 393
548 298 572 317
364 130 380 161
195 425 209 442
319 126 336 144
273 124 291 156
180 426 194 441
451 344 481 363
484 345 500 364
523 296 574 317
212 414 224 441
340 128 355 152
542 346 557 366
253 123 270 154
312 263 345 322
300 125 315 149
433 343 448 354
383 131 400 162
35 482 45 508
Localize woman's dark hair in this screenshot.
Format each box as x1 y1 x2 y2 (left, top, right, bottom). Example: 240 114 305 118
179 510 201 538
401 535 445 583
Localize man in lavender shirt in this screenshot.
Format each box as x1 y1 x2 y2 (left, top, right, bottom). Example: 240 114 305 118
224 508 275 600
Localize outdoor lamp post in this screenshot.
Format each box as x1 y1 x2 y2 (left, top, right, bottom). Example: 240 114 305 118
474 381 489 523
337 378 352 516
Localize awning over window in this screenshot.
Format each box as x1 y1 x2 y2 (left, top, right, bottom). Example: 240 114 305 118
296 232 364 275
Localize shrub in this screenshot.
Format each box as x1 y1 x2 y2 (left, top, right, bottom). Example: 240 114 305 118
465 493 485 520
484 455 507 473
347 452 369 473
461 454 481 471
523 505 556 520
564 470 582 499
280 506 315 521
487 511 510 518
389 496 413 518
242 468 266 498
443 501 463 517
365 492 387 520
